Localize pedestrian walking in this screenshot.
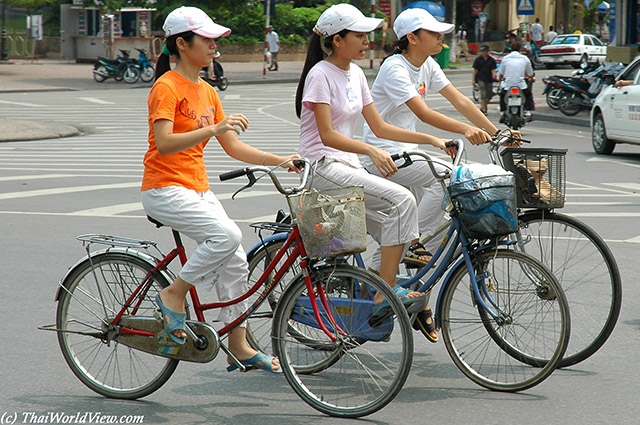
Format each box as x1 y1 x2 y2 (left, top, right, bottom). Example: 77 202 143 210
267 26 280 71
472 44 498 115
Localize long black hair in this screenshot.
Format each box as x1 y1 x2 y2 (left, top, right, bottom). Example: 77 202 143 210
154 31 197 81
380 29 421 65
295 29 349 118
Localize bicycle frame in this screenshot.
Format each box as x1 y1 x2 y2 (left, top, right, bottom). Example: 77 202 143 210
90 215 344 344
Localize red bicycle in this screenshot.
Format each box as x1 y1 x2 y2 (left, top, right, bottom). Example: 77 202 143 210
45 161 414 418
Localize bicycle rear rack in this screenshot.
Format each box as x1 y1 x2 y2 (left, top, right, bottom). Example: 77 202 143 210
77 234 157 249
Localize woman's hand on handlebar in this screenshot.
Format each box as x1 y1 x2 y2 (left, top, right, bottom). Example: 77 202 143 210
434 138 457 160
280 154 303 173
463 126 492 146
368 146 399 178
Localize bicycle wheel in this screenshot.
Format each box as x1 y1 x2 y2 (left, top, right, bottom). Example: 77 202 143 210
272 264 413 418
245 238 301 355
440 249 570 392
517 210 622 367
56 252 178 399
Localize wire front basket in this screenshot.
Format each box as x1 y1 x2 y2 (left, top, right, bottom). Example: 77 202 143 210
500 148 567 209
287 186 367 258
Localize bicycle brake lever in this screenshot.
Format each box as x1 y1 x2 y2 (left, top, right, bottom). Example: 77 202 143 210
231 172 258 200
397 153 414 169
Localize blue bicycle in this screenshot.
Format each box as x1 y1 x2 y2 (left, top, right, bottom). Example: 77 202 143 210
241 142 571 392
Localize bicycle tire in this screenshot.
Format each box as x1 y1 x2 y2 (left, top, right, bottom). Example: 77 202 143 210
272 264 413 418
56 252 178 399
245 239 302 355
516 210 622 367
439 249 570 392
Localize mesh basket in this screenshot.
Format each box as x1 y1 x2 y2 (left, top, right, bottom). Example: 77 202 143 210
447 174 518 240
501 148 567 209
287 186 367 258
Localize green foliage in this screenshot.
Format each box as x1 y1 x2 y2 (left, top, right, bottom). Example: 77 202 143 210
271 3 321 38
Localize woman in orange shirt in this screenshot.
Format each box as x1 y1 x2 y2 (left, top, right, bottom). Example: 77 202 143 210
141 6 298 373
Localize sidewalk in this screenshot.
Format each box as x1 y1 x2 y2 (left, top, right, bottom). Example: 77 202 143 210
0 58 588 142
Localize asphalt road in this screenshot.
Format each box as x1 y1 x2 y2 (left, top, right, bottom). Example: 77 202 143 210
1 79 639 425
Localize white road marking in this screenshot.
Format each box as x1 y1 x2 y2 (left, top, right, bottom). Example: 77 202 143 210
0 99 45 107
78 97 115 105
587 157 640 169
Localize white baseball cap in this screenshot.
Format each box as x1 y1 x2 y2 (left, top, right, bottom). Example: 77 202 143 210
393 8 454 39
163 6 231 39
314 3 383 37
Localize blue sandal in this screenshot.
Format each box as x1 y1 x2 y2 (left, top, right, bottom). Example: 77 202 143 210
227 351 283 374
371 285 427 320
155 294 187 345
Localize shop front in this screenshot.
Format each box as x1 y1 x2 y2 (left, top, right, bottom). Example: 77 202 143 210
60 3 156 62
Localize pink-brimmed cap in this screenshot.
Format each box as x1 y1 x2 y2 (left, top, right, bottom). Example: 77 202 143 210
163 6 231 39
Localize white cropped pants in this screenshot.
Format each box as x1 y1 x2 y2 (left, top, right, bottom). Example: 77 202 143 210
141 186 249 326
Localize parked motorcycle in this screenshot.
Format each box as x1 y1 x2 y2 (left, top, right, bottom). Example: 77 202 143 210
134 48 155 83
200 52 228 91
93 49 140 84
557 62 623 116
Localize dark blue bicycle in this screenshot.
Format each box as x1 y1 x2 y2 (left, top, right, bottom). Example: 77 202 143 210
242 142 571 392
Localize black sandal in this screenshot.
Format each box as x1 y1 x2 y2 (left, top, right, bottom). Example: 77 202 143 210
403 242 433 267
413 308 438 343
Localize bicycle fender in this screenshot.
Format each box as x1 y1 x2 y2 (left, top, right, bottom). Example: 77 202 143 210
246 232 289 260
55 247 175 302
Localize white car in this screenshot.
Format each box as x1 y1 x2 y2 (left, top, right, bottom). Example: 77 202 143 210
539 34 607 69
591 56 640 154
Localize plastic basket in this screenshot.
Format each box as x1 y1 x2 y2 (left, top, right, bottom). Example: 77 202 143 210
287 186 367 258
501 148 567 209
447 174 518 239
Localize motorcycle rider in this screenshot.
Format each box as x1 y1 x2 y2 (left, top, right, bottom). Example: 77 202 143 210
498 40 535 123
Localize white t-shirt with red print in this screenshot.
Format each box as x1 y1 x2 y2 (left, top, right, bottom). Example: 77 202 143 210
362 54 450 166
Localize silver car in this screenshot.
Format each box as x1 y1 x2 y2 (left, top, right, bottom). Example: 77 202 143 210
539 34 607 69
591 56 640 154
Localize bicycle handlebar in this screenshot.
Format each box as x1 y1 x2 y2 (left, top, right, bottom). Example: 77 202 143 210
219 159 309 197
391 139 464 181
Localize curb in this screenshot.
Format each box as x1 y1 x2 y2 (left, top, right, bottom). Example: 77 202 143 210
532 112 590 127
0 119 81 142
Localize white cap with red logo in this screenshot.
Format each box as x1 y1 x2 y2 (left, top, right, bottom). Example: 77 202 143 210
163 6 231 39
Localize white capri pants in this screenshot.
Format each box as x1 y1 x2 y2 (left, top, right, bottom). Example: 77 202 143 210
365 155 450 268
364 155 450 238
141 186 250 326
312 158 419 251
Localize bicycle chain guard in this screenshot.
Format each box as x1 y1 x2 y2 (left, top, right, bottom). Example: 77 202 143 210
117 317 220 363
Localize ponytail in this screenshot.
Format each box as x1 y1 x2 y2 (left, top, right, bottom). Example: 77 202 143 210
154 31 197 81
381 30 420 65
295 29 349 118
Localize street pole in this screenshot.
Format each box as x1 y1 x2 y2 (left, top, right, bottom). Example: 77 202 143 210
369 0 375 69
1 0 8 61
264 0 270 77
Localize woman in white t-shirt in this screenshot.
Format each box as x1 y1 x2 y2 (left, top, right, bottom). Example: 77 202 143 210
296 4 454 311
363 8 503 342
